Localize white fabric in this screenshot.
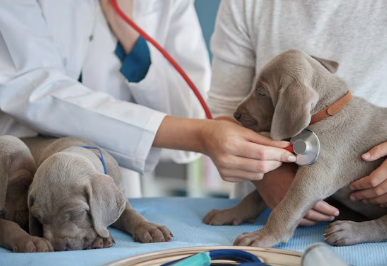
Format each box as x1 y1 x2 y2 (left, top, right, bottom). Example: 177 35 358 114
209 0 387 198
0 0 211 173
119 167 142 198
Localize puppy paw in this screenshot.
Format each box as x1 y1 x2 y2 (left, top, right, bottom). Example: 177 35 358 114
324 220 362 246
10 235 54 253
90 232 115 249
203 209 256 226
133 222 173 243
233 228 282 248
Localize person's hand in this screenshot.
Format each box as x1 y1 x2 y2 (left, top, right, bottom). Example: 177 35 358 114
201 120 297 182
100 0 139 54
153 116 294 181
253 163 340 226
350 142 387 206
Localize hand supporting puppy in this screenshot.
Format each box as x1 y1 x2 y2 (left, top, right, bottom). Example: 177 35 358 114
350 142 387 206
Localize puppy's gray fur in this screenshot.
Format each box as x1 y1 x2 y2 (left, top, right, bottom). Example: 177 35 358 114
0 135 53 252
204 49 387 247
1 136 172 252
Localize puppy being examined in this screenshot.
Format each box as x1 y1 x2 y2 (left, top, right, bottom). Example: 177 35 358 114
204 49 387 247
0 136 172 252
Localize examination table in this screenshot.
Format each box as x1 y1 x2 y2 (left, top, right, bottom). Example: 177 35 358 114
1 197 386 266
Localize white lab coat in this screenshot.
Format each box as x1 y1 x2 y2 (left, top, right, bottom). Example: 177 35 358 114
0 0 211 175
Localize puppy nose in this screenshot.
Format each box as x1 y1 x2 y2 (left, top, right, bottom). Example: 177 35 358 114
233 112 242 120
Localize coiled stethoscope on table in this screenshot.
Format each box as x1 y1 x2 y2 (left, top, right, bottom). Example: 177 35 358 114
108 2 334 266
157 243 350 266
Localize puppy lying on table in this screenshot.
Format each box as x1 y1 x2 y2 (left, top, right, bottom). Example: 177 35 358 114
0 136 172 252
0 136 50 252
204 49 387 247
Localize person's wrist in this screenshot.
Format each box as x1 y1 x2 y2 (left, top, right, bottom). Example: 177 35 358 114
214 116 239 125
196 119 215 156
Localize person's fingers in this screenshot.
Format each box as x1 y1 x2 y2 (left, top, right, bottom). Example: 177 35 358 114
350 178 387 204
299 218 317 227
362 142 387 161
234 141 296 163
350 184 387 201
350 160 387 191
220 169 265 182
245 130 291 149
304 209 335 222
224 156 283 173
312 200 340 217
362 193 387 205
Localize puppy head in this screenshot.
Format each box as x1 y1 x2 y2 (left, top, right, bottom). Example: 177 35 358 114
0 136 35 232
28 152 126 251
234 49 340 140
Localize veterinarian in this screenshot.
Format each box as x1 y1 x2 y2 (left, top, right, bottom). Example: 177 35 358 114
209 0 387 225
0 0 296 197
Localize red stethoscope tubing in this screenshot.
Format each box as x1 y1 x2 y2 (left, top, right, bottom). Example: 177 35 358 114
109 0 213 119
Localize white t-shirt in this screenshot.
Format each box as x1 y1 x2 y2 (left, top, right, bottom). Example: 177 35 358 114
208 0 387 197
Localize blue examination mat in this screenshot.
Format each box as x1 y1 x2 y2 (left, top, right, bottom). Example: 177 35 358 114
1 197 386 266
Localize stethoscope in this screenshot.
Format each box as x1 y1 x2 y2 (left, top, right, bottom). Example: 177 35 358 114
160 249 269 266
286 129 320 166
159 243 351 266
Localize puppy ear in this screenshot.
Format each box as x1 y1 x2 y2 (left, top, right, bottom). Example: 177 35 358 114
311 55 339 74
28 195 43 236
86 174 126 238
271 83 318 140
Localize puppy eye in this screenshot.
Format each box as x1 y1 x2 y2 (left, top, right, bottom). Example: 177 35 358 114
257 90 267 96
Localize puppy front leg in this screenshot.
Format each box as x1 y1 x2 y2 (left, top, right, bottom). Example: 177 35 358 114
0 218 53 252
112 202 173 243
234 164 340 247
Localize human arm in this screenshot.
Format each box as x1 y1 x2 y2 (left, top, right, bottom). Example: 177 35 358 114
100 0 139 55
101 0 211 163
0 1 165 173
349 142 387 206
153 116 296 182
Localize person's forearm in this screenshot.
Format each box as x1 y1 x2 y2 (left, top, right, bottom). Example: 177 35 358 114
153 116 208 154
100 0 139 54
214 116 238 124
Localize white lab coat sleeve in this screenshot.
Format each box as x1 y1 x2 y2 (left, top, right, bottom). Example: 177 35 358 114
126 0 211 163
208 0 256 119
0 1 164 173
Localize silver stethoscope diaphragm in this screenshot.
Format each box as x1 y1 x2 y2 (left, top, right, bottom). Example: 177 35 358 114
290 129 320 166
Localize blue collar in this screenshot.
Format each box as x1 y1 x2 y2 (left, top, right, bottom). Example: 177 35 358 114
77 146 107 175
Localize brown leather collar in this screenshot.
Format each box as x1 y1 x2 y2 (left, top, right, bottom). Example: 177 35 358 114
310 91 352 124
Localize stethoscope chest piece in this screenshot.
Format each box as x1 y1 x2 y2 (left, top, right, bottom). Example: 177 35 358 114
290 129 320 166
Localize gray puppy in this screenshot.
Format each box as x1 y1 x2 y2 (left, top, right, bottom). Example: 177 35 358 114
0 135 172 252
204 49 387 247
